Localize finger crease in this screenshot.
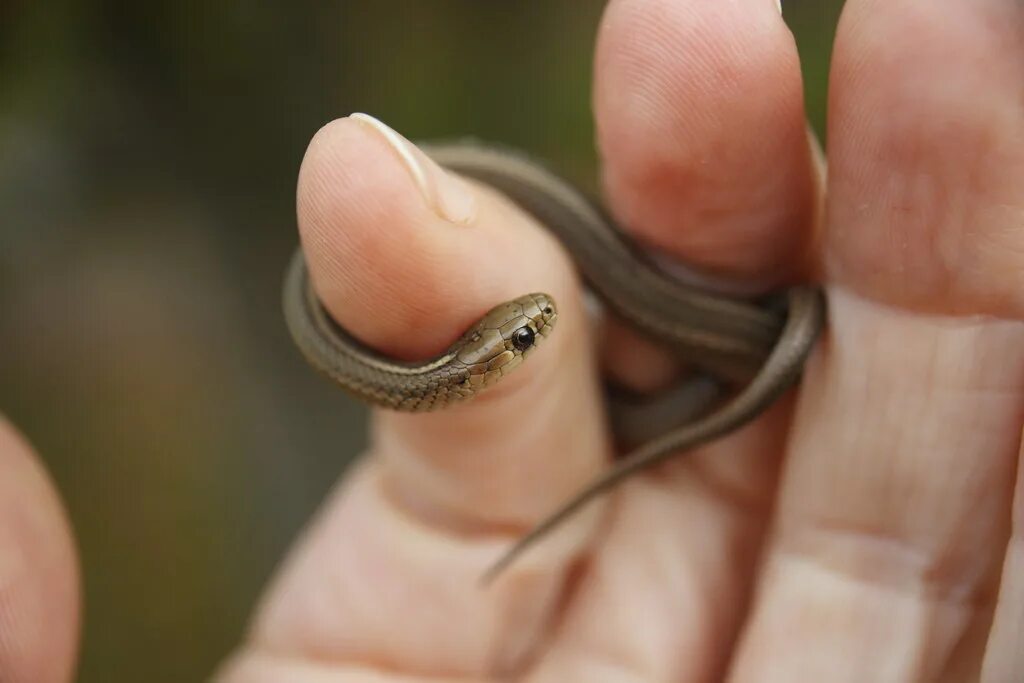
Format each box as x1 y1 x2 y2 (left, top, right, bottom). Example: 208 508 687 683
774 516 997 612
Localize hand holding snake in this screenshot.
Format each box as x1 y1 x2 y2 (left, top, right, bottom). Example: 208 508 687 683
5 2 1023 681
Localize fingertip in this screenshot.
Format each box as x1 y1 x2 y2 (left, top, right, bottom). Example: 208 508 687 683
297 115 466 359
295 115 571 361
0 419 79 683
594 0 816 282
825 0 1024 317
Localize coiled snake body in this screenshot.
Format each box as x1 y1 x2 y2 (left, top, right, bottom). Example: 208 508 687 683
283 142 825 581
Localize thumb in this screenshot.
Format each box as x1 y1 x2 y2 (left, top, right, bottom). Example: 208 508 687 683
297 114 609 529
226 116 611 679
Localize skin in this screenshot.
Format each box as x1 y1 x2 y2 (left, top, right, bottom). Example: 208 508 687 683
3 0 1023 680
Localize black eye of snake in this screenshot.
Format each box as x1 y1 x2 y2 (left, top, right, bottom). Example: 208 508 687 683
511 326 535 351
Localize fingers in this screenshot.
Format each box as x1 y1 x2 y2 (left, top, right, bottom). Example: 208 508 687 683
527 0 819 680
595 0 819 284
240 116 609 676
525 402 795 683
730 2 1024 680
730 300 1024 682
826 0 1024 318
0 418 79 683
593 0 821 395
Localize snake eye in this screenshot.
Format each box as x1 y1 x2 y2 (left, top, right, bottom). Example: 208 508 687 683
511 326 535 351
543 306 553 315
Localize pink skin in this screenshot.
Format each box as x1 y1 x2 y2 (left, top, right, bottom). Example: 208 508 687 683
4 0 1024 680
0 420 78 683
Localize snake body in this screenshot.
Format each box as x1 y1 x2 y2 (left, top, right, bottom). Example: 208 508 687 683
283 142 825 580
285 255 558 411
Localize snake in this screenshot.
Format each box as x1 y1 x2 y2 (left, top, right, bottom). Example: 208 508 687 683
282 142 826 583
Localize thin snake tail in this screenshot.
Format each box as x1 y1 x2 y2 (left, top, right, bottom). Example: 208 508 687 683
479 286 825 586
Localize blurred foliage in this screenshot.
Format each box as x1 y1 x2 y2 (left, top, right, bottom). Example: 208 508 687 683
0 1 842 680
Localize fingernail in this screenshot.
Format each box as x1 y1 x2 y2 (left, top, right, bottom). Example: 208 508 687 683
350 113 476 225
775 0 783 14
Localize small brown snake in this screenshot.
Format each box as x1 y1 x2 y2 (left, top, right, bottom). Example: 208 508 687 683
282 141 825 583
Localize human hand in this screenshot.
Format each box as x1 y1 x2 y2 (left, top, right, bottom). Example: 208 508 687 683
4 1 1022 681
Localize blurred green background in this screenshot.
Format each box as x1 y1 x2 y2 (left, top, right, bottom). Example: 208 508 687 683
0 2 843 680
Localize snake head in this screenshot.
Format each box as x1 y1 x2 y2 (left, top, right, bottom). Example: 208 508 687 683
454 293 558 388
